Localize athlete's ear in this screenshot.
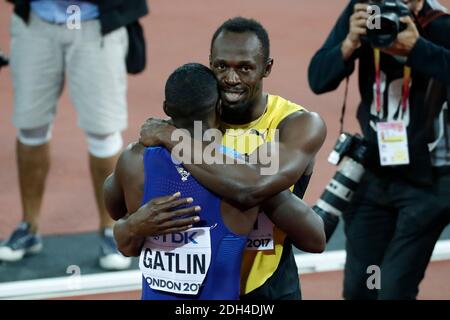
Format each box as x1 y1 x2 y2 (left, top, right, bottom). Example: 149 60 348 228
263 58 274 78
216 99 223 116
163 101 171 117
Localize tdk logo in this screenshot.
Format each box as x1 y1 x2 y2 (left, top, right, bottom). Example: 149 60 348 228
162 231 198 244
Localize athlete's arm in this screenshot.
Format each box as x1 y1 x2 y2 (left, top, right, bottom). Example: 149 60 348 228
263 191 326 253
103 173 127 221
114 195 201 257
103 143 200 257
139 112 326 209
103 143 145 221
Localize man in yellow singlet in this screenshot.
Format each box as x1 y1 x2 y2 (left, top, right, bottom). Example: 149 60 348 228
138 17 327 300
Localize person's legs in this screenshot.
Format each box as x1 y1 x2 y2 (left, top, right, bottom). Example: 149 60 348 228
16 129 52 232
86 133 123 229
65 18 127 230
65 19 129 270
434 170 450 227
378 225 443 299
378 178 446 300
342 171 397 300
10 13 64 230
379 177 450 299
87 139 130 271
89 154 118 229
65 19 128 138
0 13 64 261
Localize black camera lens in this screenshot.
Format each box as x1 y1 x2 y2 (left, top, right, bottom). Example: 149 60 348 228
380 15 399 33
313 133 368 241
367 14 400 47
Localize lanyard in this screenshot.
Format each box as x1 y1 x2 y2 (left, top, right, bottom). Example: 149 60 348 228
373 48 411 114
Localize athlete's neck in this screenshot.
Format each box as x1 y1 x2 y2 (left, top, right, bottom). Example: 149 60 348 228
221 93 268 125
172 116 218 137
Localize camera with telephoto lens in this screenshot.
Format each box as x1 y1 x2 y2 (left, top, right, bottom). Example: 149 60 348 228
0 51 9 70
313 133 369 241
364 0 410 48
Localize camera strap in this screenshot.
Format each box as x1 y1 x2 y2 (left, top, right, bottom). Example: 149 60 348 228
373 48 411 114
339 76 350 134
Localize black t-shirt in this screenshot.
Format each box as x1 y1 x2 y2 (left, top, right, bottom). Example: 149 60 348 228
308 0 450 186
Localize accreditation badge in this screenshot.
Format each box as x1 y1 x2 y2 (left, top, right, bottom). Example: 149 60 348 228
246 213 274 251
139 227 212 295
376 121 410 166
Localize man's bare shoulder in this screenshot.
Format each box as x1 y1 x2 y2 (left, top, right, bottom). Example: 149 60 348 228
277 110 327 146
279 109 324 128
122 142 145 158
117 142 145 176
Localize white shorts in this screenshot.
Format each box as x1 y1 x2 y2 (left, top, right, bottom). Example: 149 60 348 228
10 13 128 134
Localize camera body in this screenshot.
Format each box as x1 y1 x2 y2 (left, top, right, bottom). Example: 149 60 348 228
328 132 369 167
365 0 411 48
313 133 369 241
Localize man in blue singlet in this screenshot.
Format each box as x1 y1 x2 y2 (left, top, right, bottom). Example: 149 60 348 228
104 63 325 299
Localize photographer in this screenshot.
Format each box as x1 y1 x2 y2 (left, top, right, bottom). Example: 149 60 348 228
308 0 450 299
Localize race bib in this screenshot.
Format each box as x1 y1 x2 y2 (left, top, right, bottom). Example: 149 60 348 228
376 121 410 166
139 227 212 295
246 213 274 251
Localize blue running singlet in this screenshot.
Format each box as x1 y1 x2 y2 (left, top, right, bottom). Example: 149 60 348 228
140 146 247 300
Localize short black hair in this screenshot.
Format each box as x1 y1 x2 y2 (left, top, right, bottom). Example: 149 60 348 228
211 17 270 62
164 63 219 118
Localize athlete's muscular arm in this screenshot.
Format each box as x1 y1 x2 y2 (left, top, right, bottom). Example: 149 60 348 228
139 112 326 209
103 143 145 222
103 173 127 221
103 143 200 257
263 191 325 253
114 195 201 257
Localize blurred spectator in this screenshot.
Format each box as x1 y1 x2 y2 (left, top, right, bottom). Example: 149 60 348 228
0 0 148 271
308 0 450 299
